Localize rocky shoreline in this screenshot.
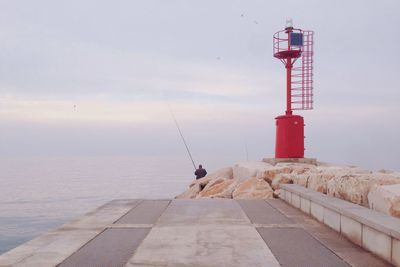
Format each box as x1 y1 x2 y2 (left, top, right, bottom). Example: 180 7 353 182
176 160 400 218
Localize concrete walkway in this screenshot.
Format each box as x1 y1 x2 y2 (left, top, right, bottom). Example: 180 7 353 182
0 199 391 267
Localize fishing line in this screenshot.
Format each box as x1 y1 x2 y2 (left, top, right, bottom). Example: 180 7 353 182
168 105 197 170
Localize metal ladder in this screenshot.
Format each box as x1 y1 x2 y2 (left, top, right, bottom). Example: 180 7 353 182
291 30 314 110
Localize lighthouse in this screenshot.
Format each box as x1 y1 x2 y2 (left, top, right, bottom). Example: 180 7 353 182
273 19 314 158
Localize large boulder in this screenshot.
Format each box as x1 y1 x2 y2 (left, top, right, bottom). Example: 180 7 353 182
197 178 237 198
368 184 400 218
327 173 400 206
233 162 273 182
326 174 371 206
256 166 293 184
189 176 212 189
204 167 233 180
307 173 335 194
232 177 273 199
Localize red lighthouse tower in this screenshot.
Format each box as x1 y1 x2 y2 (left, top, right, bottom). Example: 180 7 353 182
273 19 314 158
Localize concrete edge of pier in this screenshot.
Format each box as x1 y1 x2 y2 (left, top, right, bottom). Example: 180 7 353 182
281 184 400 266
262 157 318 166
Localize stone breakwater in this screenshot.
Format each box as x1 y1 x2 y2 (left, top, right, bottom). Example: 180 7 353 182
176 161 400 218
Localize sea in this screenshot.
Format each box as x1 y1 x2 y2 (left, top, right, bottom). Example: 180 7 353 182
0 156 233 255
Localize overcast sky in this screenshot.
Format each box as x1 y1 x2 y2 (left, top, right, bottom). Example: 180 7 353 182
0 0 399 170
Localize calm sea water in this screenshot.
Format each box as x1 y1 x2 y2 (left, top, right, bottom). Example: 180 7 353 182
0 156 230 254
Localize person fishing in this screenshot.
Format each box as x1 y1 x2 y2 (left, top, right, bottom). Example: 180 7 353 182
194 164 207 180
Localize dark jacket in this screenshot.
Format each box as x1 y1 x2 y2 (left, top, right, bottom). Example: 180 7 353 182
195 168 207 179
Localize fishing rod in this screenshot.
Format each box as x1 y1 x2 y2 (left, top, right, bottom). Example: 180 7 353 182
168 106 197 170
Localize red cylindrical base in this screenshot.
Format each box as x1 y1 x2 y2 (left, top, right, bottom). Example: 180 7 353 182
275 115 304 158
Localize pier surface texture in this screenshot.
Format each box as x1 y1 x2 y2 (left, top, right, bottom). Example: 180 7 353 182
0 199 391 267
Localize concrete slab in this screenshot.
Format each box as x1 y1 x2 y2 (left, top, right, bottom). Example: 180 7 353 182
393 238 400 266
300 197 311 214
341 215 362 246
126 225 280 267
291 193 301 208
324 208 341 232
266 199 305 217
362 225 392 263
342 207 400 240
237 199 293 225
61 199 142 229
282 184 400 240
266 198 391 267
280 189 287 200
332 248 392 267
285 190 292 203
115 200 170 224
0 229 101 267
262 157 317 165
257 227 350 267
59 228 150 267
309 227 391 267
156 199 250 226
311 202 324 222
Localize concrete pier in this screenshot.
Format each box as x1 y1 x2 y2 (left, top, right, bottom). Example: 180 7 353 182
0 199 391 267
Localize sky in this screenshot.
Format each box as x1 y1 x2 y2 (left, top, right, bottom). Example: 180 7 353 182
0 0 399 171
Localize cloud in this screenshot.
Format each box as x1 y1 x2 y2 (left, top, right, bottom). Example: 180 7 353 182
0 95 275 125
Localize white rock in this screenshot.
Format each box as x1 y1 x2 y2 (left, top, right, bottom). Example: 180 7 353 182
233 162 273 182
256 166 293 184
327 173 400 206
307 173 335 194
204 167 233 180
197 178 237 199
368 184 400 218
232 177 273 199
